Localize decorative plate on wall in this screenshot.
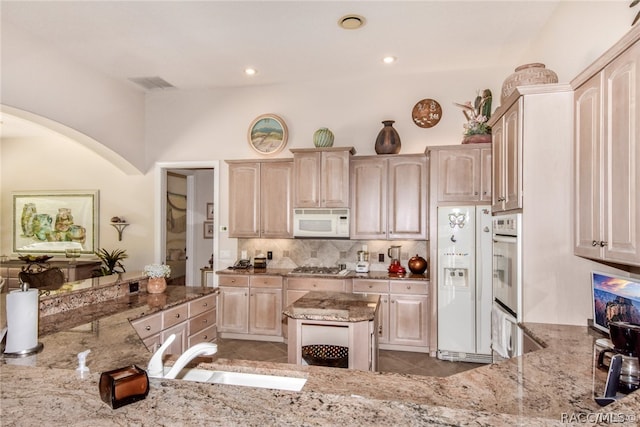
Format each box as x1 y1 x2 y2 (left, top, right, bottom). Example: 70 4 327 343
247 114 289 155
411 99 442 128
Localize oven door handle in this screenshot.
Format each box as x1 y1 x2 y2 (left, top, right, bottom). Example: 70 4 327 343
493 236 517 244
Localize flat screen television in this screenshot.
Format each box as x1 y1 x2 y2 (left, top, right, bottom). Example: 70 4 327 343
592 271 640 333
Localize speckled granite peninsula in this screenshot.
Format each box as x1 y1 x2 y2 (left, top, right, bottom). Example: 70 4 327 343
1 280 639 426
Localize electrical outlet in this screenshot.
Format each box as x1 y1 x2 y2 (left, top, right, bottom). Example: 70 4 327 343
378 253 384 262
129 281 139 293
219 226 228 232
267 251 273 260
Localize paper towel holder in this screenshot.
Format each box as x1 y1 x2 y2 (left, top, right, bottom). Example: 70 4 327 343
2 282 44 358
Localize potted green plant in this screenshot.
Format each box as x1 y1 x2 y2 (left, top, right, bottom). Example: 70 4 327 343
93 248 128 276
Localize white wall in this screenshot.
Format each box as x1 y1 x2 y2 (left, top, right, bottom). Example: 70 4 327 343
0 22 147 172
0 135 155 272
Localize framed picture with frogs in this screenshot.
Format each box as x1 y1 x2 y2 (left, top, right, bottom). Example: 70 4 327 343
248 113 288 155
13 190 99 254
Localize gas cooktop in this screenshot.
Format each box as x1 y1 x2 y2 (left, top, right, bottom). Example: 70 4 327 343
289 266 349 276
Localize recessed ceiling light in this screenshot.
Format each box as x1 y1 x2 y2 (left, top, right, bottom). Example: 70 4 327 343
383 56 397 64
244 68 257 76
338 14 366 30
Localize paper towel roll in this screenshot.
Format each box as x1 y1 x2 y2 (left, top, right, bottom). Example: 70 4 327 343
5 289 39 354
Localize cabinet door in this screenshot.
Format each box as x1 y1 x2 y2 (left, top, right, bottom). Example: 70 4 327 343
250 287 282 336
228 162 260 238
480 147 492 202
161 322 188 355
293 152 321 207
574 75 602 259
321 150 350 207
260 161 293 238
218 286 249 333
389 295 429 346
350 158 387 239
603 41 640 264
503 101 522 211
388 156 428 239
436 149 480 202
491 116 506 211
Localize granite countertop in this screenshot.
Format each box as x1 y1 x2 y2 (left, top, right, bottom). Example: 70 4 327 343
1 288 639 425
217 267 429 281
283 291 379 322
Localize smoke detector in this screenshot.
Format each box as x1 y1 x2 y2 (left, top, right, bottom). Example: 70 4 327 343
338 14 366 30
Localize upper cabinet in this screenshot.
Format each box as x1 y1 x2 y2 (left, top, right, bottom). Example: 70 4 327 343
351 154 428 240
227 159 293 238
490 100 521 212
290 147 355 208
428 144 491 203
488 84 573 214
572 26 640 265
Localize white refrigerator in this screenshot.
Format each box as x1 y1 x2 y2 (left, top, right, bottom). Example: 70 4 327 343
437 206 493 363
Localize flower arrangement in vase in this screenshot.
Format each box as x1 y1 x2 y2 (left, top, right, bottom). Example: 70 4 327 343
454 89 492 144
144 263 171 294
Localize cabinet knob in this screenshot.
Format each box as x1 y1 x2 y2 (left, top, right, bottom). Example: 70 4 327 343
203 335 208 340
145 325 151 331
203 319 208 324
592 240 599 247
600 241 607 247
175 314 181 318
406 286 411 290
474 192 478 195
368 285 373 289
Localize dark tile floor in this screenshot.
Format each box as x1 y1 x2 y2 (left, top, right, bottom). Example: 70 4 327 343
213 338 481 377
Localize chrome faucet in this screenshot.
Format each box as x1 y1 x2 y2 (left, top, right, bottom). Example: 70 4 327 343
147 334 218 379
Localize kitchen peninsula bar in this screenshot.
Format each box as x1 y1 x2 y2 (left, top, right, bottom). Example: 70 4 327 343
283 291 379 371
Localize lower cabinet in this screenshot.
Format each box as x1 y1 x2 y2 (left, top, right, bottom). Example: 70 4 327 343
130 293 217 355
353 279 429 352
218 275 283 340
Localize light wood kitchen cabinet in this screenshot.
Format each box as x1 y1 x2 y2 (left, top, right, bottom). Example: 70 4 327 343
490 100 521 212
350 155 428 240
573 28 640 266
218 274 283 339
290 147 354 208
227 159 293 238
428 144 491 203
130 293 217 355
352 278 429 352
489 82 576 215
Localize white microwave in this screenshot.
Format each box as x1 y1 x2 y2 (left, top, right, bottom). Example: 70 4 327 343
293 208 350 238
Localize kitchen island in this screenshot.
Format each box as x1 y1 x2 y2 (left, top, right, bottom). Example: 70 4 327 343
1 286 639 426
284 291 379 371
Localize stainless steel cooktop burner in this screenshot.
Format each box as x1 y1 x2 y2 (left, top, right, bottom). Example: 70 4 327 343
289 266 348 276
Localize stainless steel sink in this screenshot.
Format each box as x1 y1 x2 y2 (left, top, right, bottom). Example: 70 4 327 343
163 367 307 391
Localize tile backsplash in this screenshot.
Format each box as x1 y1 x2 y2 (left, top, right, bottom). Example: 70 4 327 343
237 239 428 272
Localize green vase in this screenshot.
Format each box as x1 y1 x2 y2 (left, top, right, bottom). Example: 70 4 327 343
313 128 334 147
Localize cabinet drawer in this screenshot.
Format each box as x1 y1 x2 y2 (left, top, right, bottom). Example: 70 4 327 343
188 325 217 347
163 303 189 329
218 275 250 287
390 281 428 295
130 313 163 339
352 279 389 293
189 294 216 317
249 275 283 288
189 309 216 335
287 278 346 291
